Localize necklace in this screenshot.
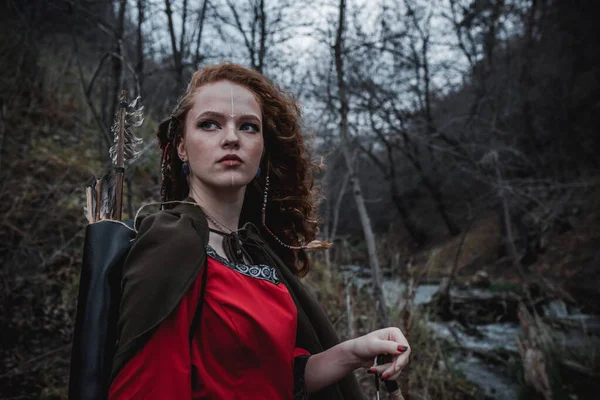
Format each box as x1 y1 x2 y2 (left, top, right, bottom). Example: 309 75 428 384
189 187 238 233
202 209 246 263
188 187 246 262
204 211 235 233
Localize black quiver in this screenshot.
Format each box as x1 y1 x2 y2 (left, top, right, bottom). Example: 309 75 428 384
68 220 135 400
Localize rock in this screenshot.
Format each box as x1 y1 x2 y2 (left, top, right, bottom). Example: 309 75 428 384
541 299 569 318
469 270 491 288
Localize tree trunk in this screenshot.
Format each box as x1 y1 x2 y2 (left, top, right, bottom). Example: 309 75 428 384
257 0 266 73
325 167 351 280
110 0 127 127
335 0 389 327
423 176 460 236
495 162 520 264
165 0 185 93
345 276 355 338
179 0 188 82
389 179 427 246
136 0 145 91
193 0 208 69
401 138 460 236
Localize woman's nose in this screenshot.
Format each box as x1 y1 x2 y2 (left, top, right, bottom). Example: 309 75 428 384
222 123 240 149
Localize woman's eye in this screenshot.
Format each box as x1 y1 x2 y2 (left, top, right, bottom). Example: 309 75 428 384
240 123 260 133
198 120 219 130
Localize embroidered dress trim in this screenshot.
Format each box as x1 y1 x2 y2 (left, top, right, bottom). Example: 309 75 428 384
206 245 280 285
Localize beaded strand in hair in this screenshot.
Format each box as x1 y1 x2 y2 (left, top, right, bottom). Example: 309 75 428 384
260 171 329 251
160 114 185 205
160 142 172 203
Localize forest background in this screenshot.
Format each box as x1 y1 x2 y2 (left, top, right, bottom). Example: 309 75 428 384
1 0 599 399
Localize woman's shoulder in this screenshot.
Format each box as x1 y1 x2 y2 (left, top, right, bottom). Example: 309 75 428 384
123 209 209 283
135 208 206 239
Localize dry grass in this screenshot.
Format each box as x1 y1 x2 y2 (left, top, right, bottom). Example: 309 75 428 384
418 213 502 278
307 261 483 399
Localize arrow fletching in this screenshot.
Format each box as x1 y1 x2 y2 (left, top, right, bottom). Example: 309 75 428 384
83 91 144 223
109 95 144 165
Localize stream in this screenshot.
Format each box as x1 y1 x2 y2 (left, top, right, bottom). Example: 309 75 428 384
343 268 600 399
385 279 521 399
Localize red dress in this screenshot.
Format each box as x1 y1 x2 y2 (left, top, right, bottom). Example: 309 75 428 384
108 246 310 399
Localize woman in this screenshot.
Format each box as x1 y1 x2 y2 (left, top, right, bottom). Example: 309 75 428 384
108 63 410 399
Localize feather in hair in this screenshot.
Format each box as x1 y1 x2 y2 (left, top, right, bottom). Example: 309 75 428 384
305 240 332 250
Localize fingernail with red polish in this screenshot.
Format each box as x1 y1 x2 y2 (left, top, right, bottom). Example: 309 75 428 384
368 368 377 374
398 345 408 352
382 372 389 379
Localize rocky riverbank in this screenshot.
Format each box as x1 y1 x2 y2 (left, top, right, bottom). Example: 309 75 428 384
341 264 600 399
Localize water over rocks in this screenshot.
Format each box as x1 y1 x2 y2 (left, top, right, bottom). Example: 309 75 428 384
340 264 600 399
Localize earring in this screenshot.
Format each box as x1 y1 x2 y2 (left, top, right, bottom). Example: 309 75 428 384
182 162 190 175
255 166 261 178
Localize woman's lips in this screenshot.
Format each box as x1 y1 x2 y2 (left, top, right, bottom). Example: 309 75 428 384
219 159 242 167
217 154 243 167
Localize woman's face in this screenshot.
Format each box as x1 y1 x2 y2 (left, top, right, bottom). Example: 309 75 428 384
177 80 264 194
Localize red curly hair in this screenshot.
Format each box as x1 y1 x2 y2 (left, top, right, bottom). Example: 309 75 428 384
156 63 320 276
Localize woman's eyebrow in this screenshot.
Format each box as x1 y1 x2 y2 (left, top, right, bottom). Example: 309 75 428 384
194 110 226 120
194 110 261 123
237 112 262 122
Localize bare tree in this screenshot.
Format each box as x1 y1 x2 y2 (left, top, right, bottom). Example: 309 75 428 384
136 0 145 90
163 0 209 94
193 0 209 69
352 108 428 247
403 0 461 236
445 0 507 122
334 0 389 327
110 0 127 124
321 150 353 278
210 0 267 72
209 0 312 75
338 1 461 240
164 0 187 92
